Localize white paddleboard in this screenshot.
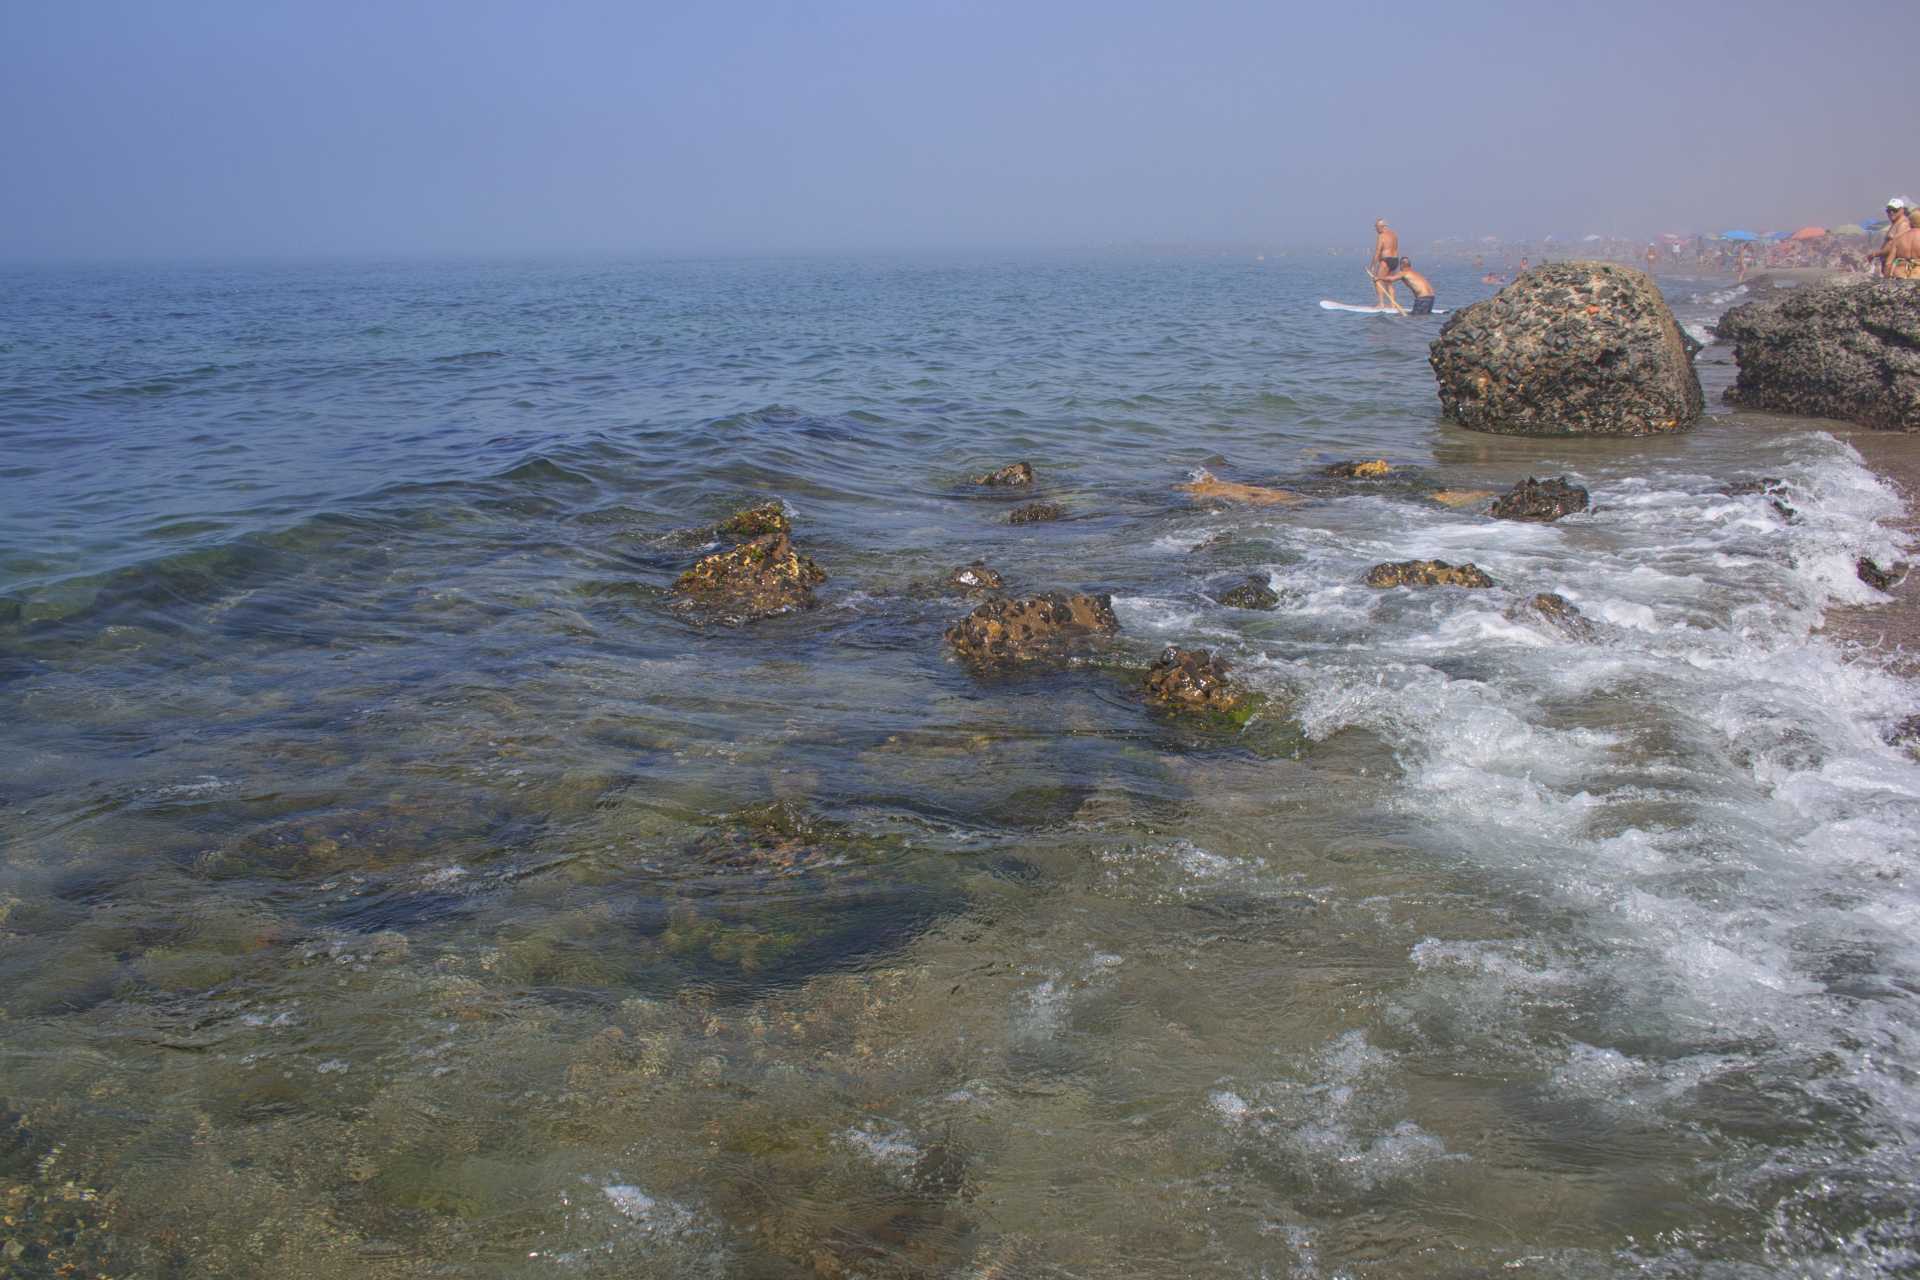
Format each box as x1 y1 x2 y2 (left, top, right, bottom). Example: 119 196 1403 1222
1319 299 1447 315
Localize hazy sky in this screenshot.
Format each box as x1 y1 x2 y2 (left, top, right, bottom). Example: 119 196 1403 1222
0 0 1900 259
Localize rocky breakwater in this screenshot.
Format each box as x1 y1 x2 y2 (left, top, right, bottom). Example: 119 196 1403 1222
1717 280 1920 430
672 504 827 623
944 593 1119 669
1430 262 1703 436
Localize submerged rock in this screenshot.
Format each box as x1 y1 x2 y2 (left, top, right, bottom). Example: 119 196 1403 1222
1507 591 1595 639
716 501 791 539
1887 714 1920 755
1176 469 1303 506
1429 261 1703 436
1364 559 1494 589
946 563 1004 592
673 531 826 620
944 593 1119 667
1717 281 1920 429
1429 488 1496 509
1143 646 1244 714
1324 458 1392 479
1857 557 1907 592
1008 502 1065 524
1490 476 1590 522
976 461 1035 486
1215 576 1279 610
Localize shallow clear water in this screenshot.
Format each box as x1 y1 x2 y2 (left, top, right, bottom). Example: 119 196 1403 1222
2 257 1917 1277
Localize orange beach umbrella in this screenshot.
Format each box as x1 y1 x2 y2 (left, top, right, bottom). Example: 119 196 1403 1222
1789 226 1827 240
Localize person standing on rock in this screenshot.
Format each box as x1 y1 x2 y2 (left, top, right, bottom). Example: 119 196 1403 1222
1869 198 1911 276
1377 259 1438 315
1370 219 1403 309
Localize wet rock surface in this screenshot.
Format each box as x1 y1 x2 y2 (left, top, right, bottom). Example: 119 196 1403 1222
1858 557 1907 592
1507 591 1595 639
1007 502 1065 524
1429 488 1496 509
1722 477 1798 522
1430 261 1703 436
975 461 1034 486
672 530 827 621
1323 459 1392 479
1717 281 1920 429
1215 576 1279 610
944 593 1119 667
715 501 791 539
1364 559 1495 589
945 563 1003 593
1143 646 1244 713
1490 476 1591 522
1176 469 1303 506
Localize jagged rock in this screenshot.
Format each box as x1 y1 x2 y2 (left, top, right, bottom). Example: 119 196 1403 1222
1490 476 1590 522
1722 477 1798 523
1717 281 1920 429
1176 469 1303 506
1429 262 1703 436
1143 646 1244 713
1887 714 1920 754
1364 559 1494 589
944 593 1118 667
716 502 790 539
1216 576 1279 610
673 532 826 620
1430 488 1496 508
1858 557 1907 591
976 461 1035 486
946 563 1003 592
1008 502 1065 524
1507 591 1595 639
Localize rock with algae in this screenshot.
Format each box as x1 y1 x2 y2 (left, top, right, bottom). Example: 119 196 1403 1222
1489 475 1590 522
1215 576 1279 610
1506 591 1595 640
975 461 1034 486
715 501 791 539
1324 458 1392 478
944 593 1119 668
672 531 826 621
1364 559 1495 589
1143 646 1245 714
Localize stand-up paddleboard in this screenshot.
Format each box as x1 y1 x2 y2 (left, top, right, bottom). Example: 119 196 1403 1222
1319 299 1447 315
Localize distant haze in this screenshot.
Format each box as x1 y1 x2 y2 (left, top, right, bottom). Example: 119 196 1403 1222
0 0 1898 260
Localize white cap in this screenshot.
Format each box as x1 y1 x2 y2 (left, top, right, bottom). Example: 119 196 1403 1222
1889 197 1910 210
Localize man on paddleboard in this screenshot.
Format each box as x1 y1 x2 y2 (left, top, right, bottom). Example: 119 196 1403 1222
1370 218 1402 308
1377 259 1437 315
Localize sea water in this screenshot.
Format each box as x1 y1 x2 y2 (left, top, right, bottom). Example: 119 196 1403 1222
1 255 1916 1277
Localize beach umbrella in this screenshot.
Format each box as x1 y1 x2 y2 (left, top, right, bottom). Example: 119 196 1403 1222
1719 229 1759 241
1790 226 1826 240
1833 223 1867 236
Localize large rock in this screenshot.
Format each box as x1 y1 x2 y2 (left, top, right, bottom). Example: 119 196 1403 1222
1717 281 1920 429
1429 262 1703 436
945 593 1118 668
1490 476 1590 522
673 531 826 620
1143 646 1244 714
1364 559 1494 589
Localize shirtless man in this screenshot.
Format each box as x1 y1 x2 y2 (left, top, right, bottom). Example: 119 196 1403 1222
1868 198 1911 276
1370 218 1403 308
1883 215 1920 279
1377 259 1438 315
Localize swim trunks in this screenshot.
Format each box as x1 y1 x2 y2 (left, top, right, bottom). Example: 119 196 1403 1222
1411 295 1434 315
1381 256 1401 272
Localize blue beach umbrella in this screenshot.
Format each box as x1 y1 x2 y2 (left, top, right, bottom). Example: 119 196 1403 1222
1719 229 1760 241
